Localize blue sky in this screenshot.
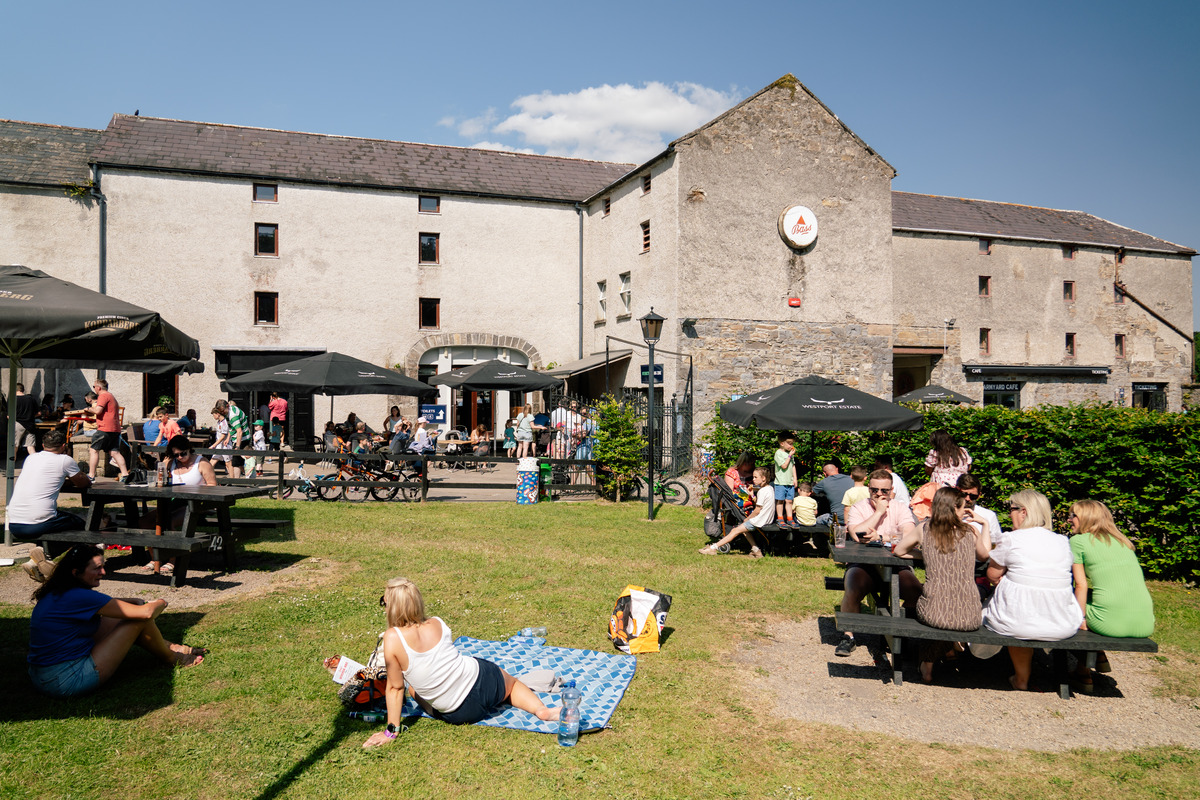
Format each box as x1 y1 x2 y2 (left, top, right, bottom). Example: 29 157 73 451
6 0 1198 325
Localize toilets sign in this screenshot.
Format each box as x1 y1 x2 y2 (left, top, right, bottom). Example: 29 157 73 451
778 205 818 249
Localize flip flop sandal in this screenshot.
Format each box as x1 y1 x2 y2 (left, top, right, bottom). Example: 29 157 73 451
698 546 721 555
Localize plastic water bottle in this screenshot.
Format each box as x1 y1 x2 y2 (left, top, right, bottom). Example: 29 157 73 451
557 680 582 747
519 626 548 638
348 710 385 723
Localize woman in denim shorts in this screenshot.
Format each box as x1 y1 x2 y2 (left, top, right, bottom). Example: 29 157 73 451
27 546 205 698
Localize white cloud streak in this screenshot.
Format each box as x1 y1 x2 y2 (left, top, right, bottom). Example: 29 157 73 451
449 82 741 163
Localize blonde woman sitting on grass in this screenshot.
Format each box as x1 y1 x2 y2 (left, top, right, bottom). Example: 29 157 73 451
363 577 559 748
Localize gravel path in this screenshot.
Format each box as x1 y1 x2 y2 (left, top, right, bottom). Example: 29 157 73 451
734 617 1200 752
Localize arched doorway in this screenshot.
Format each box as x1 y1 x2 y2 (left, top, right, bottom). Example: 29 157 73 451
417 345 532 434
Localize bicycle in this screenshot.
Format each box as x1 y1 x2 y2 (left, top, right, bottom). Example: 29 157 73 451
271 462 322 500
625 474 690 505
317 456 374 502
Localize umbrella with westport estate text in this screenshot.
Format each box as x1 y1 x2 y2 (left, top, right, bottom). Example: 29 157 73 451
893 384 976 405
719 375 924 431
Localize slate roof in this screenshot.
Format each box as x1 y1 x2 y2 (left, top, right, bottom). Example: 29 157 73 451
0 121 102 186
893 191 1195 256
90 115 635 204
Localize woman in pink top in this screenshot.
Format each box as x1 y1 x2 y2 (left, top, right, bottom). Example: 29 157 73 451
268 392 287 445
363 577 559 748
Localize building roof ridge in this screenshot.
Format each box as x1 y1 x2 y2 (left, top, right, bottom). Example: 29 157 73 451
105 114 635 169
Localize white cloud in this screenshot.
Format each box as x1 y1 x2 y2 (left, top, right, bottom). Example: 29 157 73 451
460 82 741 163
438 109 498 140
470 140 539 155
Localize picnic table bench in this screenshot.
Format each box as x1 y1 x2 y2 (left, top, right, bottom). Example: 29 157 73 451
706 477 828 555
38 483 273 587
828 540 1158 698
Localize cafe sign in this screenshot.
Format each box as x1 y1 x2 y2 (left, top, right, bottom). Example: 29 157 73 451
778 205 818 249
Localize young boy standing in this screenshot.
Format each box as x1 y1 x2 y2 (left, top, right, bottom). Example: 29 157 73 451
773 432 798 528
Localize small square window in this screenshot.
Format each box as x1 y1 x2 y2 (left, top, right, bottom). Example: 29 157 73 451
1115 334 1126 358
642 174 652 194
419 297 440 329
619 272 631 316
419 233 439 264
1063 281 1075 302
640 221 650 252
1114 284 1125 304
253 183 277 203
603 197 611 216
254 291 278 325
1065 332 1076 357
979 238 992 255
979 328 991 356
597 280 607 321
419 196 440 213
978 276 991 297
255 223 278 256
1062 245 1076 260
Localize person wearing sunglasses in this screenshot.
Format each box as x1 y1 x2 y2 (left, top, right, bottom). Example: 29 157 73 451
955 474 1001 549
833 470 922 657
27 544 204 697
980 489 1083 690
138 435 217 576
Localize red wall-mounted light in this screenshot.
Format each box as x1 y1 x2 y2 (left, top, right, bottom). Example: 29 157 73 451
787 298 802 308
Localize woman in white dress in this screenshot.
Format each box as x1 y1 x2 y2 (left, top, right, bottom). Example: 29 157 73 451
981 489 1083 690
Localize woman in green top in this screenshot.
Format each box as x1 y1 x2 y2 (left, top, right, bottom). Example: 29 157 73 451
1068 499 1155 691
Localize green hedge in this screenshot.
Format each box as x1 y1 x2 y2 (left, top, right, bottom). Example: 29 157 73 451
704 403 1200 582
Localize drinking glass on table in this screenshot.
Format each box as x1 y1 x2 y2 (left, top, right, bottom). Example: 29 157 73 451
833 523 847 548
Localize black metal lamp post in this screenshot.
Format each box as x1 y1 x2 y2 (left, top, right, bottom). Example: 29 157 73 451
639 308 665 520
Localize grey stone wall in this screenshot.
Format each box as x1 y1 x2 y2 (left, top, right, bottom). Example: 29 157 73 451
684 317 893 431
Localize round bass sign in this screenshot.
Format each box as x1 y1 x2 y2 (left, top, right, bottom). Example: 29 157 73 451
778 205 818 249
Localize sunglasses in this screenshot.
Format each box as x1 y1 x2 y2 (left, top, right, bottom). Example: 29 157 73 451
170 450 189 458
868 487 891 495
1067 512 1077 520
962 491 980 500
1009 506 1025 512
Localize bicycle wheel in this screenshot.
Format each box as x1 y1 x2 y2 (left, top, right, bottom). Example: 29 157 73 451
370 477 399 501
317 473 344 501
342 468 369 502
661 480 690 506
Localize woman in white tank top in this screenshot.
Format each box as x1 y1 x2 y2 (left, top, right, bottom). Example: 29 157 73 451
363 577 560 748
139 436 218 576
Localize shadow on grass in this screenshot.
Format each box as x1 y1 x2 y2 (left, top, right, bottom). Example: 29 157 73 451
251 713 426 800
0 611 206 723
97 550 310 591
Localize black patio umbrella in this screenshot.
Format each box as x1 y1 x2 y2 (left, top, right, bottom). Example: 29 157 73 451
1 265 201 511
219 352 434 397
427 359 561 392
220 352 435 428
719 376 924 431
893 384 976 404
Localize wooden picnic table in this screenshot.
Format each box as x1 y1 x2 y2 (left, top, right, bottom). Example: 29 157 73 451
829 539 920 618
38 483 273 587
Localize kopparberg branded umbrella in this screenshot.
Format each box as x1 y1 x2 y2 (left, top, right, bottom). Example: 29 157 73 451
1 265 201 511
427 359 561 392
893 384 976 405
719 375 924 431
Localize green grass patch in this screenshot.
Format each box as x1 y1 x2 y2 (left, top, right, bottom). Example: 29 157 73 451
0 500 1196 799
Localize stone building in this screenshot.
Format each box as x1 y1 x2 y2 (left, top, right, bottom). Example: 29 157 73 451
1 75 1193 444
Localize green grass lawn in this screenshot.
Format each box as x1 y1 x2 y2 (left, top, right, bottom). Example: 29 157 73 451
1 501 1197 800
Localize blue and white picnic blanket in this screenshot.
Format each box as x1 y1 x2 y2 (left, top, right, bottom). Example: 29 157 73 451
398 634 637 734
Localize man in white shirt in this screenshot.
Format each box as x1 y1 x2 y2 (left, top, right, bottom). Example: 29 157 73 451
957 473 1002 548
7 430 92 539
